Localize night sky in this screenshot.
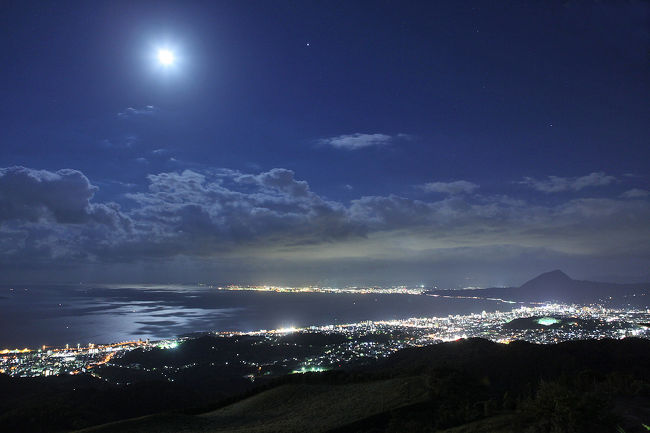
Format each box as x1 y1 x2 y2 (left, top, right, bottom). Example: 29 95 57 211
1 1 648 287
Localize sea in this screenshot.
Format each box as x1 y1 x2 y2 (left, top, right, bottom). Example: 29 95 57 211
0 284 516 348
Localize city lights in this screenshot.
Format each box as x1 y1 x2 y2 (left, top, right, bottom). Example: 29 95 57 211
2 303 648 380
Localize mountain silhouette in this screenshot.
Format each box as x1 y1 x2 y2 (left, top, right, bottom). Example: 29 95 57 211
519 269 572 289
517 269 583 300
431 270 650 304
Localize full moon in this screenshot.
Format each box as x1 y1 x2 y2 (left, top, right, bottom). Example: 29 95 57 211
157 49 175 66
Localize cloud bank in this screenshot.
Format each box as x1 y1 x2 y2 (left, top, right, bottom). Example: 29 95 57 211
0 166 648 285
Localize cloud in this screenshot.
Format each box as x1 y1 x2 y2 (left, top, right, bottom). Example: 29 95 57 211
344 194 650 260
117 105 156 118
318 133 406 150
521 172 616 193
1 165 649 285
621 188 649 199
120 168 364 257
101 135 138 148
420 180 479 195
0 166 126 226
0 167 133 267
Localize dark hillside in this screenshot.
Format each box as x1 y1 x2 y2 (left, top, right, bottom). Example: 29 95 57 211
76 338 650 433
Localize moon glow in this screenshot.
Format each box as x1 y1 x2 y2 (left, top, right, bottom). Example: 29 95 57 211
157 49 175 66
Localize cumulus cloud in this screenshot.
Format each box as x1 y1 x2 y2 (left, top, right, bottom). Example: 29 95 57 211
0 166 125 226
621 188 649 199
420 180 479 195
521 172 616 193
121 168 364 256
0 167 132 267
1 165 649 283
319 133 405 150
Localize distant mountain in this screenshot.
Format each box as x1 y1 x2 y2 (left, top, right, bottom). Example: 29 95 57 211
430 270 650 304
519 269 572 291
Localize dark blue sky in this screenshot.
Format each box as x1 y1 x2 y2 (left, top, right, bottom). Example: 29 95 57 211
1 1 649 287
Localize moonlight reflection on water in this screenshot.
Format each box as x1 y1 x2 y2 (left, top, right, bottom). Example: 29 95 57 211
0 285 513 348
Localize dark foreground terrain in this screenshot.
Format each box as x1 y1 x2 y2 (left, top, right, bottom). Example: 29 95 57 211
2 338 650 433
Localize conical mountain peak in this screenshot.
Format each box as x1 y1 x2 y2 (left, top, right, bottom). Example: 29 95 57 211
520 270 572 289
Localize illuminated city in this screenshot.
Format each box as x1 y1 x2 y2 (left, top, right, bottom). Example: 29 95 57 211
3 303 648 382
211 284 429 295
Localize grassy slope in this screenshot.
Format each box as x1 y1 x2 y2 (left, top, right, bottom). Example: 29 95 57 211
435 415 516 433
77 376 428 433
75 338 650 433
